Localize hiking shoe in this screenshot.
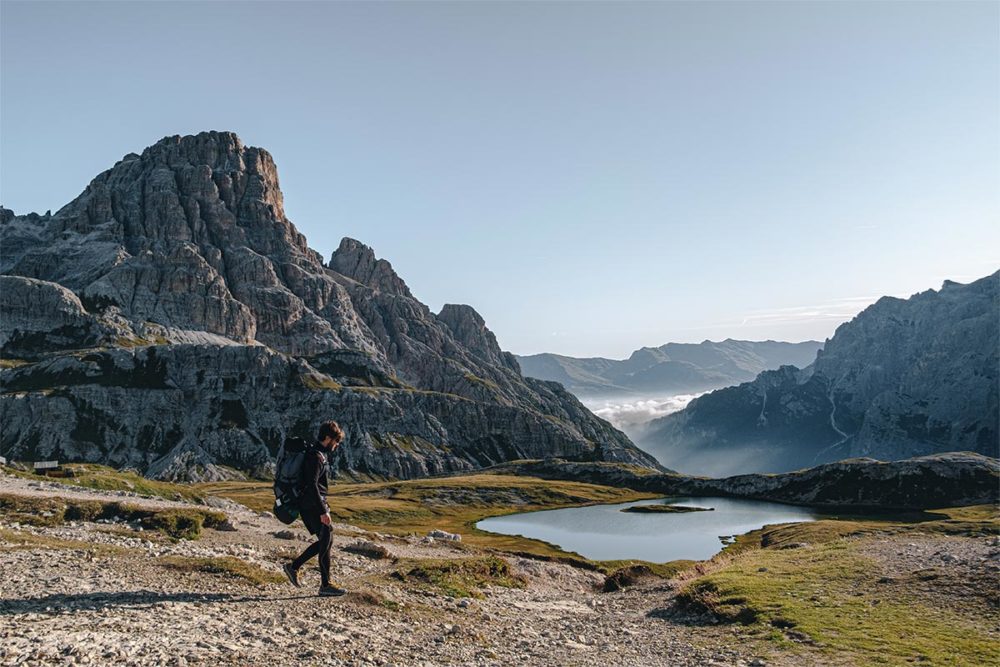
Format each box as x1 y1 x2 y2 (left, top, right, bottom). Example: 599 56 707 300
283 563 301 588
318 584 347 597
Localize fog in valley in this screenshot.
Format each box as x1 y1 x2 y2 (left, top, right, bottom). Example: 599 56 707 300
642 440 796 479
580 393 702 441
582 391 799 478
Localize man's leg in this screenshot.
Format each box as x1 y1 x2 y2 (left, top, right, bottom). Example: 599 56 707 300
292 539 320 572
315 524 344 596
316 523 332 586
290 512 321 575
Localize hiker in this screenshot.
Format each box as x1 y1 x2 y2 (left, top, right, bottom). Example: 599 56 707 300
283 421 346 597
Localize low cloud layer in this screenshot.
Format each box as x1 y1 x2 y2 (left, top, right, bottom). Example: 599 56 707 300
582 394 702 437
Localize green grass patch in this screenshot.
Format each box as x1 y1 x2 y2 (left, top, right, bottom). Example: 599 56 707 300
300 373 343 391
157 556 284 586
678 507 1000 665
598 559 695 579
140 508 226 540
391 556 526 598
3 463 205 503
599 559 697 592
0 493 227 540
0 527 128 554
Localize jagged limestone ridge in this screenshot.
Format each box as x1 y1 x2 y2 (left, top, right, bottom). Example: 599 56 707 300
0 131 660 480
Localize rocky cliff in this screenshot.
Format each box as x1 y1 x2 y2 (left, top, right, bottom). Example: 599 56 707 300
0 131 659 480
640 274 999 475
517 339 823 397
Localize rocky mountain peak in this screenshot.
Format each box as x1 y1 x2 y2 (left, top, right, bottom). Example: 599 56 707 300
1 131 662 480
63 130 291 246
437 304 519 373
328 237 412 297
140 131 246 169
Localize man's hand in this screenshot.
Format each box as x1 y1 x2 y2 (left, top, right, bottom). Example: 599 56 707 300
320 513 331 526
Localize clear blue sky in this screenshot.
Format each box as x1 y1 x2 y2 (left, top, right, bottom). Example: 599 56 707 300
2 1 997 358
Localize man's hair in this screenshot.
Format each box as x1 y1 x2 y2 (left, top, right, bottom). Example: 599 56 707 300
318 421 344 443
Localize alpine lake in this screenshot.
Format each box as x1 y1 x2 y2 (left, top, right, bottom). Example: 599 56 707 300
477 496 821 562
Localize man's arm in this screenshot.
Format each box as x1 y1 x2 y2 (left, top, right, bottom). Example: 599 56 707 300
302 451 328 514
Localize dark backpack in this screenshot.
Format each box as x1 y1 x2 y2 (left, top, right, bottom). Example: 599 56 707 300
272 437 312 524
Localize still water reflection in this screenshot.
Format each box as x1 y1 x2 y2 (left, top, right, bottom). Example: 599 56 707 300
477 496 819 562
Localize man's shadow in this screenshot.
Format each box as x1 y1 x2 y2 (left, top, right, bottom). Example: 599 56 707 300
0 590 318 615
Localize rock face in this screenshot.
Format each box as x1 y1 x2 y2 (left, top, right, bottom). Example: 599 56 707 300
0 276 127 354
517 339 823 397
0 131 659 480
640 274 1000 476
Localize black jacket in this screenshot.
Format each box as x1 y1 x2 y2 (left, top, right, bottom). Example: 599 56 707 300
300 445 329 514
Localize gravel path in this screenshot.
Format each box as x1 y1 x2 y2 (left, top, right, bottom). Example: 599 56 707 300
0 541 782 667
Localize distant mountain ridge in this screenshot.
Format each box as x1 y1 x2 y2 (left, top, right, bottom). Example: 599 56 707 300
0 131 659 480
641 273 1000 476
517 339 823 397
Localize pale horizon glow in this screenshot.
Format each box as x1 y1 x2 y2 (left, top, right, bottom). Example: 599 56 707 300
2 1 997 359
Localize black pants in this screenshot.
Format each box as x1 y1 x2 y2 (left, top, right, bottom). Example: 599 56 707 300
293 511 332 586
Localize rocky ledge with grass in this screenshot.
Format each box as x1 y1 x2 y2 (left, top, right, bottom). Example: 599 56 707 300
488 451 1000 509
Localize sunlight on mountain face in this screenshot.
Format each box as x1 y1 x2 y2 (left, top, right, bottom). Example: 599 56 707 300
581 393 704 438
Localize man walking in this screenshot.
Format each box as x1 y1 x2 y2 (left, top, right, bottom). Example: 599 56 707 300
283 421 346 596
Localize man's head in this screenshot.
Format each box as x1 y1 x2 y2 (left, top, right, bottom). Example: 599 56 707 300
317 421 345 450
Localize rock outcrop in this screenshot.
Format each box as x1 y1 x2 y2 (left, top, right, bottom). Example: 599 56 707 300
0 131 659 480
0 276 126 354
640 273 1000 475
328 237 414 299
438 304 520 374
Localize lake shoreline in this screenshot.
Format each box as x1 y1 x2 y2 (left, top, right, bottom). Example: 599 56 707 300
476 496 821 562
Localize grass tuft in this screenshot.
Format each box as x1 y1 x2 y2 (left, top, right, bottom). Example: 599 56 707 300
391 556 526 598
157 556 284 586
346 590 402 611
0 527 128 554
300 373 343 391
